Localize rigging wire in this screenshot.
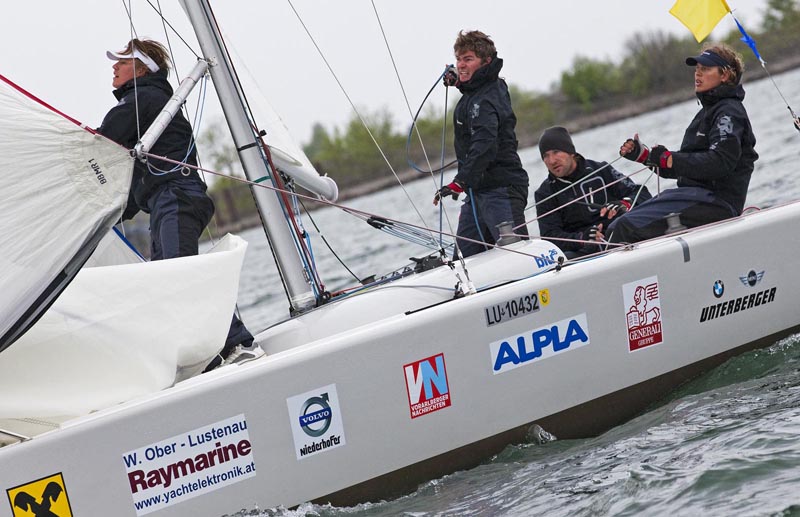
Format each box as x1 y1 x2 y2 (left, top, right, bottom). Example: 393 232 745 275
139 150 553 262
367 1 464 262
121 0 143 142
146 0 202 61
369 0 441 180
199 0 328 302
135 1 223 245
519 163 655 232
286 0 433 239
297 198 364 285
405 72 458 175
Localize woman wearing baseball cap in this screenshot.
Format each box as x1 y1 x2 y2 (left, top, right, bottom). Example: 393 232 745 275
98 39 258 369
608 42 757 244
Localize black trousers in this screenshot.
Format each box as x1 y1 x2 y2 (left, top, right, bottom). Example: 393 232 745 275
148 182 254 350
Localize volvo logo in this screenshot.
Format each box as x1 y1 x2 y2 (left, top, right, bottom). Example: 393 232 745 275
298 393 332 438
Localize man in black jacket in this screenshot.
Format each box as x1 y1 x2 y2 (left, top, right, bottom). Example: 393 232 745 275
534 127 651 257
611 43 758 243
433 30 529 258
99 39 259 369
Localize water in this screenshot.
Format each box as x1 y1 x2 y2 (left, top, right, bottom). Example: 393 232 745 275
229 68 800 516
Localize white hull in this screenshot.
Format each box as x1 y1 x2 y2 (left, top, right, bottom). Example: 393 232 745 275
2 202 798 516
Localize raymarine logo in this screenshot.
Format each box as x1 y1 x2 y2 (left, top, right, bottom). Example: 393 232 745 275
123 414 255 515
490 314 590 374
6 473 73 517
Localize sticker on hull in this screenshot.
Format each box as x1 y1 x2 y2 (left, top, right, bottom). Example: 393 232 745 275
123 414 256 515
287 384 346 460
489 313 590 374
404 353 451 419
484 289 550 326
623 277 663 352
7 472 73 517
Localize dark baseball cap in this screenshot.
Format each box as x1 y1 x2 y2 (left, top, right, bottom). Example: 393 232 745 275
685 50 731 68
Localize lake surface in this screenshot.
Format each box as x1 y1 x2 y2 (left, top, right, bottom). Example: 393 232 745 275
226 68 800 516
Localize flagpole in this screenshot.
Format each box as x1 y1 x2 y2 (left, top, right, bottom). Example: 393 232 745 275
728 12 800 132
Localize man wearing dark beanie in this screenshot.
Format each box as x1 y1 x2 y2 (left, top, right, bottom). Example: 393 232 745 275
538 126 576 156
534 126 651 258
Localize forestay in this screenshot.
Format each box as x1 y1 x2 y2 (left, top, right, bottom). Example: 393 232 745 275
0 74 133 351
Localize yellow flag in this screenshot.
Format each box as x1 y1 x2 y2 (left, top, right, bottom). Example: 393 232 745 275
670 0 731 42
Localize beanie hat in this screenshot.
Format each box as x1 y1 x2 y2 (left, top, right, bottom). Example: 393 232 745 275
538 126 575 157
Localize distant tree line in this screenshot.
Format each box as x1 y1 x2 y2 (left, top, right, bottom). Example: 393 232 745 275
205 0 800 231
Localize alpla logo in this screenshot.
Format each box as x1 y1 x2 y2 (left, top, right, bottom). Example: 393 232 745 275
7 473 73 517
490 314 590 374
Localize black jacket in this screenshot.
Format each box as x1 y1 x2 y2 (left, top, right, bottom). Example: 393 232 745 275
663 83 757 214
534 156 652 252
453 56 528 191
98 69 204 220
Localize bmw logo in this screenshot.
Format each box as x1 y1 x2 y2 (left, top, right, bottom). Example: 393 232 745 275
713 280 724 298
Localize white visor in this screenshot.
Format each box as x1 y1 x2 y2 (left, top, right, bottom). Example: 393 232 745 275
106 48 160 73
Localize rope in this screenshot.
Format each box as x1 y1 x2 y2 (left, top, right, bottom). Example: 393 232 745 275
286 0 433 240
519 163 655 233
138 150 559 263
370 0 438 178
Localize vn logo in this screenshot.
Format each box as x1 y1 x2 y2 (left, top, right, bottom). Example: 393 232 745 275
6 473 73 517
404 353 452 419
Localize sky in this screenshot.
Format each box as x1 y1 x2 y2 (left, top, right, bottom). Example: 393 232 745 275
1 0 768 146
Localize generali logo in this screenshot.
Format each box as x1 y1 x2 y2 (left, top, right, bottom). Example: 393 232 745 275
622 276 663 352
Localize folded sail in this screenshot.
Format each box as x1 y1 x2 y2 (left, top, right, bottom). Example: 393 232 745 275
0 74 133 352
0 234 248 417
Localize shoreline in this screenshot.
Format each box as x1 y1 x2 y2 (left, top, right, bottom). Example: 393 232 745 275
209 58 800 237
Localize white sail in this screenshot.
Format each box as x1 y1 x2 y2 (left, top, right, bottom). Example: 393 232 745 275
0 75 134 350
0 234 248 418
228 43 339 202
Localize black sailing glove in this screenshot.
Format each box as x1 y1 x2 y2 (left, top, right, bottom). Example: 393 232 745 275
621 134 650 163
433 181 464 206
602 197 632 216
442 65 458 87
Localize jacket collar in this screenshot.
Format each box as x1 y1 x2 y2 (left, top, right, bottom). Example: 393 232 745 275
457 54 503 93
113 69 172 100
696 83 745 107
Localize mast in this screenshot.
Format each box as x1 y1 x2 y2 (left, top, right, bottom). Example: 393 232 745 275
181 0 316 313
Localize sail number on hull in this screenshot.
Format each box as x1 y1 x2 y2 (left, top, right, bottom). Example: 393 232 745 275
484 289 550 327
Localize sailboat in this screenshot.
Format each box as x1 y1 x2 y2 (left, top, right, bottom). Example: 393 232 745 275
2 1 800 515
